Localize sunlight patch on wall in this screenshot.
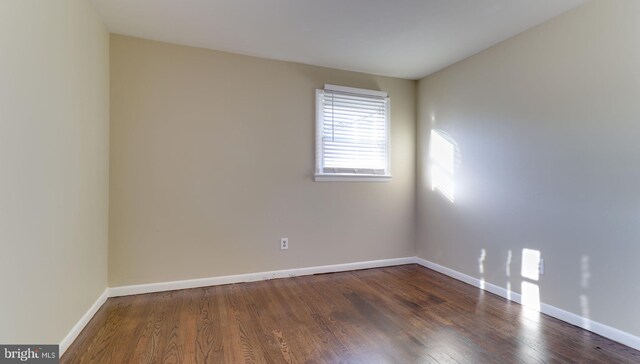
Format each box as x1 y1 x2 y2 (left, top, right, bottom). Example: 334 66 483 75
521 248 541 281
478 248 487 290
520 249 541 321
580 294 591 329
581 255 590 289
506 249 513 300
580 255 591 329
429 130 455 202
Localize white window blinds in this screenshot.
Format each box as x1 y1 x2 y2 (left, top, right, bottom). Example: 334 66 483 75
315 84 390 181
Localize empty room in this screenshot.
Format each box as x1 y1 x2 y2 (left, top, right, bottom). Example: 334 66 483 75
3 0 640 362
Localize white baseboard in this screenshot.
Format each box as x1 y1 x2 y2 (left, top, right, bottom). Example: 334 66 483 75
60 288 109 356
109 257 415 297
413 257 640 352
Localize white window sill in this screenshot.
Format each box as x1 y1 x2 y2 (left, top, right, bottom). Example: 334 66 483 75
314 174 392 182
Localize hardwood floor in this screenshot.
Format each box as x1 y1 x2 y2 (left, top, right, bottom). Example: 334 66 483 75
62 265 640 363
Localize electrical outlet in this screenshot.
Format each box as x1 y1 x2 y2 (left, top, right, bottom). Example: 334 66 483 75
538 258 544 275
280 238 288 250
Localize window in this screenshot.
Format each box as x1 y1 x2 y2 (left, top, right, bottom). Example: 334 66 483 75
315 84 390 182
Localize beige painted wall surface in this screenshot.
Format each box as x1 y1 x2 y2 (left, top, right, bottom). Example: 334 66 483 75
109 35 416 286
0 0 109 343
417 0 640 336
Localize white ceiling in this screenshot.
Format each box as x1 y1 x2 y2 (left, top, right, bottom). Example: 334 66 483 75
92 0 586 79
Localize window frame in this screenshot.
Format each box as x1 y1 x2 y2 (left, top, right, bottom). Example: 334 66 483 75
314 84 391 182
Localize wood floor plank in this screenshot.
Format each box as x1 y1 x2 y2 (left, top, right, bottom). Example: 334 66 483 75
61 265 640 363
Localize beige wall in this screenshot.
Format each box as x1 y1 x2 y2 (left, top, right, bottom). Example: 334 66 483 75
417 0 640 336
0 0 109 344
109 35 416 286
